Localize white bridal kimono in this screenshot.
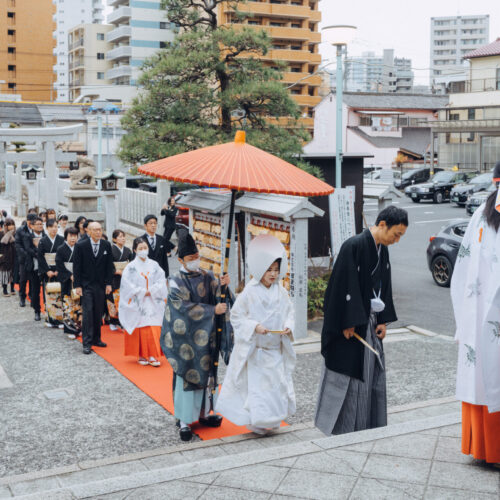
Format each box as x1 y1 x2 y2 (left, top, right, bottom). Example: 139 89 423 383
216 279 296 429
118 257 168 334
451 204 500 413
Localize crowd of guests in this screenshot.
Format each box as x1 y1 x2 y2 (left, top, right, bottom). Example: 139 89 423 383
0 196 179 362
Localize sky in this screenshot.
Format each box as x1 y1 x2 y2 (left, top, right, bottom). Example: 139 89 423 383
319 0 500 84
104 0 499 85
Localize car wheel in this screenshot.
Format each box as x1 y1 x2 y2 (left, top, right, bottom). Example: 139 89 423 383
433 191 443 204
431 255 453 287
412 198 420 203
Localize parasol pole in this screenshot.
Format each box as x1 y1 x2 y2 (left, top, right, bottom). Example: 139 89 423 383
210 188 237 411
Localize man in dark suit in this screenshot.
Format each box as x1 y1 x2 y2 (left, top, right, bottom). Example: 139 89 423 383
15 213 37 307
20 216 45 321
142 214 169 277
73 221 114 355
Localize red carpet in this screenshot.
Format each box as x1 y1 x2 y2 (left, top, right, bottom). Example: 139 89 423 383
88 326 256 440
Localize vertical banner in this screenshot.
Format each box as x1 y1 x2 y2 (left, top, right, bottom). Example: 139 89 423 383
329 186 356 260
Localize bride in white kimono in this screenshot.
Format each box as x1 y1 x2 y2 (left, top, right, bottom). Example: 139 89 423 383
119 237 168 367
216 234 296 434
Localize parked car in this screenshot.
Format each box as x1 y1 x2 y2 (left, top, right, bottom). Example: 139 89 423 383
465 183 495 215
395 167 436 189
405 170 474 204
427 219 469 287
139 182 157 192
450 172 492 206
126 175 151 189
364 169 401 184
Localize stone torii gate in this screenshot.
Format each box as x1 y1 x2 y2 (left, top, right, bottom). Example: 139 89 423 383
0 124 83 214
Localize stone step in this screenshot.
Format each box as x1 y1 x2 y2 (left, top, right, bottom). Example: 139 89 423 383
1 397 461 499
9 412 462 499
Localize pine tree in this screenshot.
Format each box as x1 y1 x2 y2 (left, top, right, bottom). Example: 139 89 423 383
118 0 319 176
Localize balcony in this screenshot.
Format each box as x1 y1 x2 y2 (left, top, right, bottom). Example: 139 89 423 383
70 79 82 87
107 25 132 43
107 45 132 61
225 1 313 20
69 58 84 70
106 64 132 80
108 5 131 24
260 25 321 43
69 38 84 51
282 72 321 86
291 94 321 106
262 49 320 64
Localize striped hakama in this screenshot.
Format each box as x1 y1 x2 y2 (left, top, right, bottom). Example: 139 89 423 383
315 314 387 435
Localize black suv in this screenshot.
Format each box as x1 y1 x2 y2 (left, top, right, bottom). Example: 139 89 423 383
450 172 492 206
395 167 431 189
405 170 473 204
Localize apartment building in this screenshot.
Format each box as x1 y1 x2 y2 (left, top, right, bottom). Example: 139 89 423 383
430 14 489 90
0 0 56 101
218 0 322 131
345 49 414 93
68 24 113 102
53 0 105 102
106 0 176 90
432 38 500 171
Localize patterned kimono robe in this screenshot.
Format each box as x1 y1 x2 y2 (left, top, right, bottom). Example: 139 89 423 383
451 204 500 413
216 280 296 429
161 269 233 425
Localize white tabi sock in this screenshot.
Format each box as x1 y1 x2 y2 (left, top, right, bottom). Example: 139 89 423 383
180 420 189 429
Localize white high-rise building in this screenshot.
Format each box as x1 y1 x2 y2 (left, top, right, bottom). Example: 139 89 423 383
430 15 489 90
345 50 414 93
53 0 105 102
106 0 176 88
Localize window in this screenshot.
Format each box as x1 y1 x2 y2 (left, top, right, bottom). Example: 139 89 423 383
270 22 284 27
8 47 15 54
449 113 460 121
496 68 500 90
8 29 15 35
7 12 14 18
248 20 259 25
8 83 16 89
8 65 15 71
97 33 104 40
97 72 104 80
468 108 475 120
97 53 104 59
291 23 301 28
160 22 167 29
160 41 167 48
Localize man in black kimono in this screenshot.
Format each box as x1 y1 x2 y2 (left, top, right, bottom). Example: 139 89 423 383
141 214 169 277
315 206 408 436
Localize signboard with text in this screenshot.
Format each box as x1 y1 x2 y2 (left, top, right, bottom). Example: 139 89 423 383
329 186 356 259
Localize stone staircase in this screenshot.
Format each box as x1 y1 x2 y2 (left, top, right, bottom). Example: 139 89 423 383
0 397 461 499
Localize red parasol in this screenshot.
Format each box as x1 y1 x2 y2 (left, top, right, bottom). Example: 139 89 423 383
138 131 334 197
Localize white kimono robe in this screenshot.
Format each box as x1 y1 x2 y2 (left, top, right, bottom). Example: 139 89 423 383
216 279 296 428
451 204 500 413
118 257 168 334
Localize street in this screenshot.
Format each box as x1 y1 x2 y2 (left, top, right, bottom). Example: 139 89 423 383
364 198 469 336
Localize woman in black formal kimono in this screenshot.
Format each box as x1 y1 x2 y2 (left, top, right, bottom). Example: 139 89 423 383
107 229 133 331
55 227 81 339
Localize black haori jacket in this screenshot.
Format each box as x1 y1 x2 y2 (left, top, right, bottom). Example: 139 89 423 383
321 229 397 381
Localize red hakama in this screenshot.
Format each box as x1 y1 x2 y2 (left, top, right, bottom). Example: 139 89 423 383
124 325 163 359
462 402 500 463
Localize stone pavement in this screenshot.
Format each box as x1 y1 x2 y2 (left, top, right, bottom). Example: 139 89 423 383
1 399 498 499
